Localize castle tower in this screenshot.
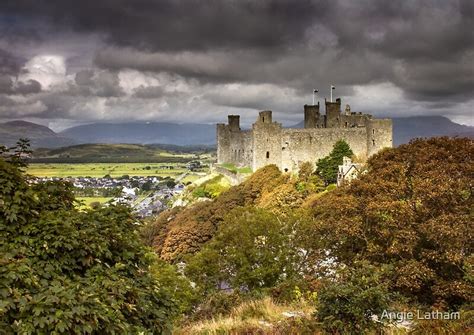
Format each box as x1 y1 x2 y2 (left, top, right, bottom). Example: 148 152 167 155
258 110 273 124
228 115 240 131
325 98 342 128
304 103 320 128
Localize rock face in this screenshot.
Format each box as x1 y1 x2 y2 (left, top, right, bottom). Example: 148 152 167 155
217 98 392 172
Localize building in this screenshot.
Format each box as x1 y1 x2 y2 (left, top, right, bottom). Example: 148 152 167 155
216 98 392 172
337 156 363 187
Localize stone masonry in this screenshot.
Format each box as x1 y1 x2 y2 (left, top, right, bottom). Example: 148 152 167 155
216 98 392 173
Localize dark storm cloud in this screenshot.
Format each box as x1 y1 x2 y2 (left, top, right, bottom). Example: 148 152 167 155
0 0 318 51
0 48 23 75
0 0 473 123
0 75 41 95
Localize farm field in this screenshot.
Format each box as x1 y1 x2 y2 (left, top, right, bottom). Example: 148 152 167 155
27 163 189 178
76 197 113 209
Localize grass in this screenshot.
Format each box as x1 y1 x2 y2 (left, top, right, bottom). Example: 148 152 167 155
27 163 188 178
181 173 203 184
76 197 113 209
176 297 318 335
220 163 252 174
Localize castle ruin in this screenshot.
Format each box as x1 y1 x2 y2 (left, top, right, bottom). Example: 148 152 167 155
216 98 392 173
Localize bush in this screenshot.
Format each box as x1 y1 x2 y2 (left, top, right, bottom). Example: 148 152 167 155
316 262 392 334
185 207 303 294
0 144 179 334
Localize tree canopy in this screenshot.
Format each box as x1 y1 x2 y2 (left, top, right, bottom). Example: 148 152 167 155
0 144 180 334
309 137 473 309
316 139 354 184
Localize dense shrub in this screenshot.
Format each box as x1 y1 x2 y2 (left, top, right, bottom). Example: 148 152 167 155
0 145 180 334
185 207 305 294
316 262 392 334
309 137 474 308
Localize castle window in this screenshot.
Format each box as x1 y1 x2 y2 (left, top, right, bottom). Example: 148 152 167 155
262 117 265 122
372 129 375 135
345 122 348 127
284 168 288 172
266 151 270 159
372 139 375 146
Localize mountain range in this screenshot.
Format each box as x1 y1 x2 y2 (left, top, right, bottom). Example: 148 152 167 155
0 116 472 149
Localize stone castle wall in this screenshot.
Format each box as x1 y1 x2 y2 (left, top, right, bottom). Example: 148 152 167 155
217 99 393 173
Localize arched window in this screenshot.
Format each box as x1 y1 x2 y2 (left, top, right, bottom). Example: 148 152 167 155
266 151 270 159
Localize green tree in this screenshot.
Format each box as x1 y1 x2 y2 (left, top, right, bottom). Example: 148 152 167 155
185 207 302 294
316 139 353 184
317 261 392 334
0 143 180 334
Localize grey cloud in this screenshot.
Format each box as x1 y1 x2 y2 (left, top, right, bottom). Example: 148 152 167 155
133 86 166 99
15 79 42 94
68 70 124 97
75 70 94 86
0 49 23 75
0 75 42 95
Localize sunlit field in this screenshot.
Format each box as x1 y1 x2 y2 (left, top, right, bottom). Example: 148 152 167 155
27 163 189 178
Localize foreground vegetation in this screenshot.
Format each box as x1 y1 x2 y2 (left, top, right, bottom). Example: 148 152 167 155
2 137 472 334
143 137 473 333
0 143 186 333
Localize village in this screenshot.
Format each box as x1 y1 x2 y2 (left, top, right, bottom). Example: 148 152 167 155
29 160 205 217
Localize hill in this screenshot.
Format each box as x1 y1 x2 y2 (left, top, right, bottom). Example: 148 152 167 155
60 122 216 146
0 121 75 148
391 115 474 145
30 143 205 163
291 116 474 146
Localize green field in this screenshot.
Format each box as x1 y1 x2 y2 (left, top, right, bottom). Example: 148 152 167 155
76 197 113 209
27 163 188 178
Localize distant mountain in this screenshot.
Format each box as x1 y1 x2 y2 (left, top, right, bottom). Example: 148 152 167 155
391 116 473 146
0 121 76 148
3 116 472 149
291 116 473 146
60 122 216 146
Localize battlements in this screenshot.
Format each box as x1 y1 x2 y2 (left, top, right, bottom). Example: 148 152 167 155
217 98 393 173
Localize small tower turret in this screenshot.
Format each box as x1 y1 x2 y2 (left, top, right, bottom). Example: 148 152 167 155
258 111 272 124
304 103 320 128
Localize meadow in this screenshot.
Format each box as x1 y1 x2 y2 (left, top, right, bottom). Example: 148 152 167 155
27 163 189 178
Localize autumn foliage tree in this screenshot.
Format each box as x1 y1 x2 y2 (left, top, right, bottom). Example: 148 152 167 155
309 137 473 309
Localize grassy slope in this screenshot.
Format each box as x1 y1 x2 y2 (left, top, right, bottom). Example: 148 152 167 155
176 298 317 335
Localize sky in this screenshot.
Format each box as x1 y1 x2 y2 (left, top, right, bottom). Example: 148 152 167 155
0 0 473 131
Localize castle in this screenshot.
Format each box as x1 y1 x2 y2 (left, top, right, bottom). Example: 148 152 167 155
216 98 392 173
